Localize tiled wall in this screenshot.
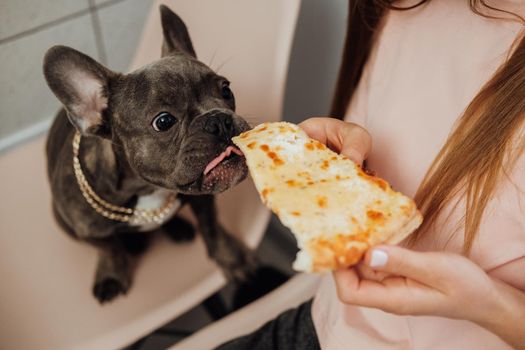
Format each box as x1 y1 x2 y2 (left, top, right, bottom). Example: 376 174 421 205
0 0 153 141
0 0 348 149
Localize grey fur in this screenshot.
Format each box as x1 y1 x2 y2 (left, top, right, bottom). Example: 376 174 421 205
43 5 257 303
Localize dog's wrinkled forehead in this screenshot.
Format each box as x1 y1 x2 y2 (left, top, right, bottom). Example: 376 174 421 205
140 55 214 84
110 55 223 117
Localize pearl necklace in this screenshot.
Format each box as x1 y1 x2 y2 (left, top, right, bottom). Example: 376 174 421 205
72 132 178 224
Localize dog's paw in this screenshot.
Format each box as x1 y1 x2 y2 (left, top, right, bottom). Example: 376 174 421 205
93 277 128 303
163 216 196 242
118 233 151 256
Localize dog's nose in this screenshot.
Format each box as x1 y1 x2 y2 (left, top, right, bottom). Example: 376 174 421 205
203 113 235 139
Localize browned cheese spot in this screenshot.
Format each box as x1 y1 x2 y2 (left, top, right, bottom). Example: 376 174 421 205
317 196 328 208
400 205 412 215
367 210 385 224
285 179 297 187
261 188 274 200
307 233 370 271
371 177 388 191
315 142 326 150
247 142 257 149
260 144 270 152
291 211 301 217
321 160 330 170
305 143 315 151
267 151 284 166
356 166 389 191
278 125 295 133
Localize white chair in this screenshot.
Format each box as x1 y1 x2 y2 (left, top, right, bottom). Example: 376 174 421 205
0 1 300 349
169 273 322 350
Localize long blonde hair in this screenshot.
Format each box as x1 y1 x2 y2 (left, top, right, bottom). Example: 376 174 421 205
331 0 525 253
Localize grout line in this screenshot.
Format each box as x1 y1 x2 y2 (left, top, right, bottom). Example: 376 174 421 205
0 0 128 46
94 0 129 11
88 0 108 65
0 8 92 45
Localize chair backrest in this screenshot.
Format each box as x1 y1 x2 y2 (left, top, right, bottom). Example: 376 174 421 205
130 0 301 124
0 2 300 350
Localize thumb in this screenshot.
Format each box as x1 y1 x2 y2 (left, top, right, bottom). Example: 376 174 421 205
364 245 446 288
340 133 369 165
299 118 371 165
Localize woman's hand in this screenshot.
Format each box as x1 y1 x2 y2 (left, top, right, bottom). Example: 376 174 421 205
299 117 371 165
335 246 502 321
335 246 525 349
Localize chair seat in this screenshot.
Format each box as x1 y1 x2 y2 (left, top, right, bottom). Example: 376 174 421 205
0 136 269 350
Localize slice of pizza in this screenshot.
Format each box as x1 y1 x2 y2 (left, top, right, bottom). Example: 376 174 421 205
232 122 423 272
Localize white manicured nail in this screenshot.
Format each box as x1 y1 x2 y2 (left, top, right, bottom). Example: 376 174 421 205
369 249 388 267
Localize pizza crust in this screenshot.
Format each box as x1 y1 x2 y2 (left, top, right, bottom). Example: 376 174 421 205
233 122 423 272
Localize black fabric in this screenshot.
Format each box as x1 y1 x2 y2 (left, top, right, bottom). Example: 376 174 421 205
216 300 320 350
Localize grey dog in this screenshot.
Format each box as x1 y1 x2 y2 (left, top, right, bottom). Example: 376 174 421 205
43 5 258 303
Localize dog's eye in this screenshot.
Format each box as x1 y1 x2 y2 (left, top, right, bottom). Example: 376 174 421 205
152 112 177 132
221 81 233 100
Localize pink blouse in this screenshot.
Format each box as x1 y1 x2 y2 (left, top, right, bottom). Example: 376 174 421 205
312 0 525 348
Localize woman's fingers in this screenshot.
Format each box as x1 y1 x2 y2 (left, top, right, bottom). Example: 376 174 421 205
335 247 504 321
299 117 371 164
363 246 451 291
334 267 440 315
333 268 409 312
339 122 372 165
356 262 391 282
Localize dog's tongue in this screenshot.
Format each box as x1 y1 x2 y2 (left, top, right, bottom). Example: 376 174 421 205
204 146 244 175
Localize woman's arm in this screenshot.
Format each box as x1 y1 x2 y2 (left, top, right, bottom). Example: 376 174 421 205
479 273 525 349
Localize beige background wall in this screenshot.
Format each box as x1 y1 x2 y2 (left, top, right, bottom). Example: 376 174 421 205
0 0 347 148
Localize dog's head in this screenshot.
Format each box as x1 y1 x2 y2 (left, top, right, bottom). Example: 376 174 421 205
43 5 250 194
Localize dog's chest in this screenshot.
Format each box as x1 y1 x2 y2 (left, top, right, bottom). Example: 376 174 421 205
131 190 181 232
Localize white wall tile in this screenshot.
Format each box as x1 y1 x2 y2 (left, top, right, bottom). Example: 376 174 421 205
0 15 98 139
97 0 153 72
0 0 89 41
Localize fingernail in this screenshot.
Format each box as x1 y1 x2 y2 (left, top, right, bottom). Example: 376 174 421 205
369 249 388 267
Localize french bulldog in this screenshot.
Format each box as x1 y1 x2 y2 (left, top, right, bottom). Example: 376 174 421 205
43 5 257 303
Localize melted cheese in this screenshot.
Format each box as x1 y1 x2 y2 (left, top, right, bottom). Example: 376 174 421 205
233 122 422 272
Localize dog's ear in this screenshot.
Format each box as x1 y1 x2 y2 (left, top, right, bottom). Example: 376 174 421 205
43 45 114 137
160 5 196 58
